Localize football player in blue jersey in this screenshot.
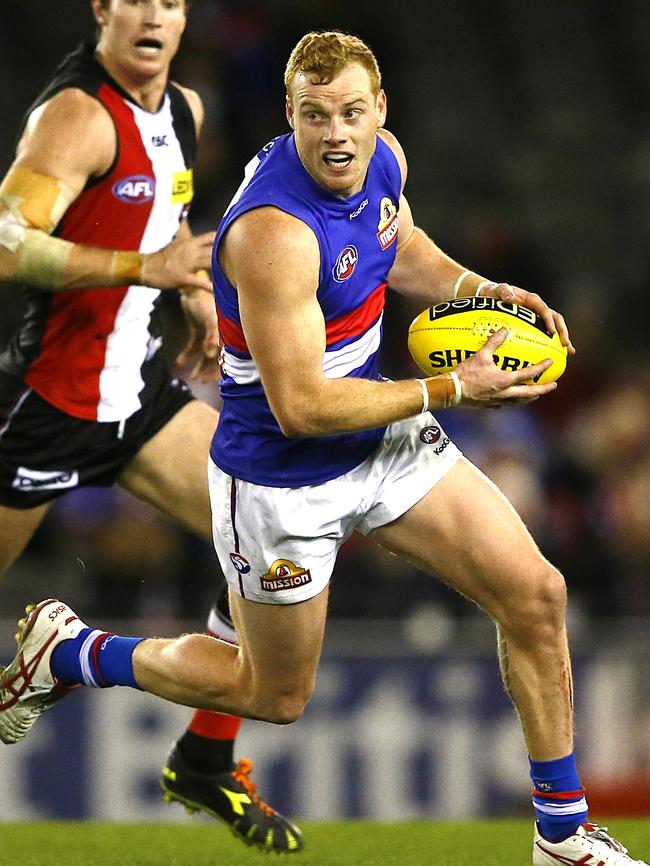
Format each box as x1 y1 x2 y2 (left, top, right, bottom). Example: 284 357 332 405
1 28 646 866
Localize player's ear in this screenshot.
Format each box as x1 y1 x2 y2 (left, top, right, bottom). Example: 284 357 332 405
377 89 387 127
286 98 295 130
91 0 105 25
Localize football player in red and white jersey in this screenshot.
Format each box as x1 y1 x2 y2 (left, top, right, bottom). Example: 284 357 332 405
0 0 302 854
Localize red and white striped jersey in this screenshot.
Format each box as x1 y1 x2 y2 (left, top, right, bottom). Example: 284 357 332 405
5 43 196 421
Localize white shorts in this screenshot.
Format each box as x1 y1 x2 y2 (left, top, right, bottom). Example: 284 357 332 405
208 413 462 605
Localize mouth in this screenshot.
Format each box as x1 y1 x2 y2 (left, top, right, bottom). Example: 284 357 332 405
134 37 164 53
323 152 353 170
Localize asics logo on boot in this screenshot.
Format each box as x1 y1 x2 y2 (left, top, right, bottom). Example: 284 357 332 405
48 604 68 621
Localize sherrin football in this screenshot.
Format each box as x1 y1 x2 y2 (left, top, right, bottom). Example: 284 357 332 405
408 297 568 385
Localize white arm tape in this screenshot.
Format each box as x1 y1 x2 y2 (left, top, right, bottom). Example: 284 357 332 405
0 209 27 253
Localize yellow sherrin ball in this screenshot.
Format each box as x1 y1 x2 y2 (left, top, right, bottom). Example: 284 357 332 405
408 297 567 385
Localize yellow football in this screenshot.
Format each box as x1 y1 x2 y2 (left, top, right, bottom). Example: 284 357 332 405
408 297 567 384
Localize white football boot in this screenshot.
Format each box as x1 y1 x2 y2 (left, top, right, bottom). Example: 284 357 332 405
0 598 88 744
533 822 649 865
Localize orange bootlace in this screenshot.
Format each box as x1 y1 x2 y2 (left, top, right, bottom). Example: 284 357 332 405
230 758 275 817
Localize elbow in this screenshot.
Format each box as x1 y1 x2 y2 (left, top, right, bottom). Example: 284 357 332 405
275 410 321 439
272 398 325 439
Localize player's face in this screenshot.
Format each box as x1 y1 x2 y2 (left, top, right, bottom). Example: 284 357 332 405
94 0 187 84
286 63 387 199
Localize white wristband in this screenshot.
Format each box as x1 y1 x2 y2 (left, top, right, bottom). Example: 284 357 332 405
476 280 497 297
449 370 462 405
417 378 429 413
453 269 475 296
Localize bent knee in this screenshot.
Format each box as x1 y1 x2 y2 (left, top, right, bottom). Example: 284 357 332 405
498 563 567 638
256 680 316 725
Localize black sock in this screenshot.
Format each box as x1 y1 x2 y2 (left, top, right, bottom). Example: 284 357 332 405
176 729 235 775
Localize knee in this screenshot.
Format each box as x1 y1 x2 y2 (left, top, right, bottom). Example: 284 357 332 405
257 680 315 725
499 563 567 641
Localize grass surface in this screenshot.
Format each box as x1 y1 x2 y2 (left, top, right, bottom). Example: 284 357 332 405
1 820 649 866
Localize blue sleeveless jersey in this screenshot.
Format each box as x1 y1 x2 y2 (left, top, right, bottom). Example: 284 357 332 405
210 133 402 486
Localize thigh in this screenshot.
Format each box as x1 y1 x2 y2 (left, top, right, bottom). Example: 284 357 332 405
369 456 552 620
118 400 217 542
229 584 329 699
0 502 51 576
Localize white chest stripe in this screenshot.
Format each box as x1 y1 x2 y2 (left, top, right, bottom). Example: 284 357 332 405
97 95 186 421
222 315 383 386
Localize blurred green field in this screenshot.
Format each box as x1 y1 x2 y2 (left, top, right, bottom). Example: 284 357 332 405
1 819 649 866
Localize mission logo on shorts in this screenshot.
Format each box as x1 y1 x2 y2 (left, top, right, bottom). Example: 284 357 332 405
260 560 312 593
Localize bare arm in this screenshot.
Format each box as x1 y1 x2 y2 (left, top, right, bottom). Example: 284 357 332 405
0 88 213 292
379 129 574 353
220 208 555 438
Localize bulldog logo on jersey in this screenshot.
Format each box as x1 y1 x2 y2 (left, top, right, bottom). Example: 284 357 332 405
112 175 156 204
229 552 251 574
260 559 312 593
333 245 359 282
376 196 398 250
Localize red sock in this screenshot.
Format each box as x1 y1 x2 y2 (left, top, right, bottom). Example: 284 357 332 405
188 708 242 740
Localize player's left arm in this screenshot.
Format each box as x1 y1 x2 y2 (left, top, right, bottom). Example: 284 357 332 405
165 84 221 381
380 129 574 353
174 220 221 382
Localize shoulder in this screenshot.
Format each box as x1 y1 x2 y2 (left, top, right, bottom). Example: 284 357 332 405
17 87 116 176
24 87 113 138
170 82 204 136
377 128 407 190
221 206 319 286
226 206 317 254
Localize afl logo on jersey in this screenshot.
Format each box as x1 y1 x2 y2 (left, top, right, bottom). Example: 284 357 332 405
333 245 359 282
112 175 156 204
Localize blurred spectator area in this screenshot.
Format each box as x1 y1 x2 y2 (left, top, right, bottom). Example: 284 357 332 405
0 1 649 627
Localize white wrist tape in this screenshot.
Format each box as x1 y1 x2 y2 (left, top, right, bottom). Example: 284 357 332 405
449 370 462 405
417 378 430 413
453 269 475 296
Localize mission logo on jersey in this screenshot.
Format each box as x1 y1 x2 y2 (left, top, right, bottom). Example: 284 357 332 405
377 196 398 250
260 559 313 593
112 175 156 204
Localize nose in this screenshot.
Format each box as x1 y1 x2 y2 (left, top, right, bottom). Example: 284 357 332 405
144 0 164 25
324 117 346 144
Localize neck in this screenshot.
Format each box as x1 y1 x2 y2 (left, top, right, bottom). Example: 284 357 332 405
95 48 168 113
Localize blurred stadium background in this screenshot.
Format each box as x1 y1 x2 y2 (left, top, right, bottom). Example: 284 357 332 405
0 0 648 825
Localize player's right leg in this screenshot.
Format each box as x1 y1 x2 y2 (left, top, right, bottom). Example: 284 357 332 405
0 384 58 574
0 503 51 577
118 396 305 851
0 586 328 731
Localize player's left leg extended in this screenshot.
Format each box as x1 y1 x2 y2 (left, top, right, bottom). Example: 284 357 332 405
369 455 647 866
117 399 303 852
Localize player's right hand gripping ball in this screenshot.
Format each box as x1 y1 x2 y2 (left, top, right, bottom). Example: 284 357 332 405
408 297 568 384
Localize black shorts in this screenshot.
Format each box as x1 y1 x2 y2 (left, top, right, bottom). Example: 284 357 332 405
0 375 194 509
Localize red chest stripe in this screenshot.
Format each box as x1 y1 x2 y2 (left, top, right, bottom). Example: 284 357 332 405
217 282 386 357
325 282 386 347
25 84 154 419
